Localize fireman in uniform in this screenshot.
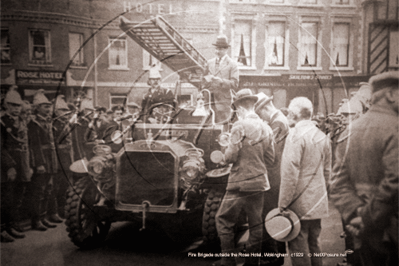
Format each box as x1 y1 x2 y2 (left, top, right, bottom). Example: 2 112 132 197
141 68 174 123
51 95 73 220
1 87 31 242
27 89 58 231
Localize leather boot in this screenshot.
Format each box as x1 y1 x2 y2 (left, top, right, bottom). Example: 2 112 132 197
1 231 14 242
11 222 25 233
31 220 48 231
41 219 57 228
6 227 25 239
48 213 63 223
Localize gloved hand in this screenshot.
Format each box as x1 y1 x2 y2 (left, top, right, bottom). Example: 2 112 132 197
7 168 16 181
346 216 364 237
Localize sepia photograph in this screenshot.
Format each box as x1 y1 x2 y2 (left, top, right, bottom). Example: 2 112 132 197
1 0 398 266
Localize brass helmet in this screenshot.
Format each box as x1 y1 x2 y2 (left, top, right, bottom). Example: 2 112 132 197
33 89 51 105
54 95 69 110
4 85 23 105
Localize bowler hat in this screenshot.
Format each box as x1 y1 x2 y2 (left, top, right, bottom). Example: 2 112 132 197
232 89 258 108
254 92 274 112
212 35 230 48
369 71 399 93
265 208 301 242
94 106 107 113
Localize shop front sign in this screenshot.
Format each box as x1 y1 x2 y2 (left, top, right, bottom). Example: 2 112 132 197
16 70 66 86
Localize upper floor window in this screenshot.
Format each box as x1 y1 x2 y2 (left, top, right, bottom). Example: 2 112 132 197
332 23 350 67
110 94 127 109
143 50 162 70
69 33 85 67
299 22 318 67
233 20 253 67
1 29 11 64
29 30 51 65
301 0 317 4
109 37 128 69
267 22 285 67
334 0 349 4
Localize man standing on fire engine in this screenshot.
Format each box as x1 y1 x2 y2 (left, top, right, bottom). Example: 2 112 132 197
141 67 174 121
204 35 239 124
27 89 58 231
215 89 274 266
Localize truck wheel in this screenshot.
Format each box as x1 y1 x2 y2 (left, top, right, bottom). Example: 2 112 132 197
202 189 224 244
65 176 111 249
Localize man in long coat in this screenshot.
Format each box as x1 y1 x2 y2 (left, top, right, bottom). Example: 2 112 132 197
27 89 58 230
1 87 31 241
204 35 239 124
255 92 289 265
330 71 398 266
216 89 274 266
279 97 331 266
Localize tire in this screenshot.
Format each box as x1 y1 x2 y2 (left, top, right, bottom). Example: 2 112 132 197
202 189 224 244
64 176 111 249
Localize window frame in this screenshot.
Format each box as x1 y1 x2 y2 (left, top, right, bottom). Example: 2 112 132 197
142 50 162 71
263 0 291 6
264 19 290 70
1 28 11 65
331 0 356 8
109 93 128 109
297 17 322 70
28 29 52 66
108 37 129 70
69 32 85 68
329 17 354 71
231 15 257 70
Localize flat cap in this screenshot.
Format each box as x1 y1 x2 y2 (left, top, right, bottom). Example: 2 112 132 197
369 71 399 93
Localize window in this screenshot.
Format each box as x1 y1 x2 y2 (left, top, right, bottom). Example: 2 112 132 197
1 29 11 64
388 29 399 68
332 23 350 67
110 94 127 109
334 0 349 4
143 50 161 70
69 33 84 67
299 22 318 67
29 30 51 64
266 22 286 67
108 37 128 69
233 20 253 67
302 0 317 3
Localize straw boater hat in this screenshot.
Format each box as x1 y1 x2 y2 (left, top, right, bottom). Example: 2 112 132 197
254 92 274 113
265 208 301 242
232 89 258 109
33 89 51 105
212 35 230 48
369 71 399 93
4 86 23 105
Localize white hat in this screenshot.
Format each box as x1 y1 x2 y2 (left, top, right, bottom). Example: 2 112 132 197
148 67 162 79
33 89 51 105
54 95 69 110
265 208 301 242
4 86 23 105
79 98 94 111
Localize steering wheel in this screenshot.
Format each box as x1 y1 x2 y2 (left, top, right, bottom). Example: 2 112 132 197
147 103 175 124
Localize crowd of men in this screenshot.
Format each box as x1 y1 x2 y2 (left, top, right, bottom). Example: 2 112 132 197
1 34 397 266
0 87 143 243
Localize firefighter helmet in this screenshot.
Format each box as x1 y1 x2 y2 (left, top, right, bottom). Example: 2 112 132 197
4 86 23 105
33 89 51 105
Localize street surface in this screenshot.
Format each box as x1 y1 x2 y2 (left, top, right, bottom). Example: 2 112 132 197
1 201 345 266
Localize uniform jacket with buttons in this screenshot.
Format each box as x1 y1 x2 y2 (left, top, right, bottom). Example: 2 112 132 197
28 114 58 174
1 113 31 182
279 120 331 220
224 113 275 191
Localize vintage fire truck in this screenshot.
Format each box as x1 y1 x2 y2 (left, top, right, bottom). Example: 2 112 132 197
64 16 240 249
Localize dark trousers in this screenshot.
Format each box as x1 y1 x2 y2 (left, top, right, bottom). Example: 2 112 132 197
216 190 264 266
1 182 26 229
48 170 71 216
288 219 322 266
27 173 53 221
